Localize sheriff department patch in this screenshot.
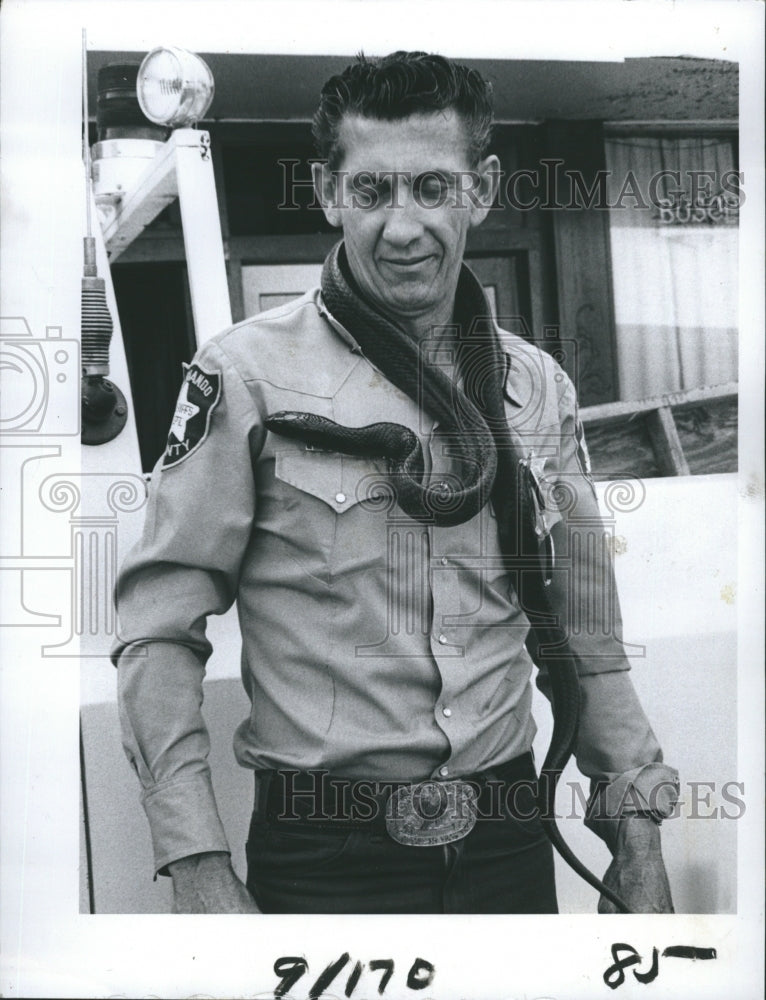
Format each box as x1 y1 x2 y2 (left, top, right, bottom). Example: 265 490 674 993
162 362 222 469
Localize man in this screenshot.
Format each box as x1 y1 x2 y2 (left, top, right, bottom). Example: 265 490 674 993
113 51 678 914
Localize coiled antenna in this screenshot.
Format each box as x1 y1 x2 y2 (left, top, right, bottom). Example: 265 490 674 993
81 28 128 445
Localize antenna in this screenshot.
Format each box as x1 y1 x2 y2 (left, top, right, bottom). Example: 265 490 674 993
82 29 97 276
82 28 93 242
80 27 127 444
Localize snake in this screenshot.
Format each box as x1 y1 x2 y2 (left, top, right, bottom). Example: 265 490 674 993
265 241 632 913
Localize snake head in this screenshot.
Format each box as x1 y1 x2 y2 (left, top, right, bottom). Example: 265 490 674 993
264 410 326 439
265 410 304 430
265 411 345 451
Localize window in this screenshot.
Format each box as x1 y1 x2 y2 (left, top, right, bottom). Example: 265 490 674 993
580 132 739 478
604 133 738 400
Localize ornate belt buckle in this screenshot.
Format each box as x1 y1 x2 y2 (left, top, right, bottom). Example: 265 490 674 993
385 780 478 847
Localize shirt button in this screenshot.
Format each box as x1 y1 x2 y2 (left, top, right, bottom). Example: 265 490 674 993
335 492 346 504
439 766 449 777
437 634 448 644
442 707 452 718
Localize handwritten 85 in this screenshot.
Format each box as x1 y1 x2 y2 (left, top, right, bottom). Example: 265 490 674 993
261 954 436 999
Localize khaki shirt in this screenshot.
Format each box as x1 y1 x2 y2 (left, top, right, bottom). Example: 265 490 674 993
113 289 675 874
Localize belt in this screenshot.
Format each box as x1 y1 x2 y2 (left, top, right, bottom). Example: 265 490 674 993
253 752 538 848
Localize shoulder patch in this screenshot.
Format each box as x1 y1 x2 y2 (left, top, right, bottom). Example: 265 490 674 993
162 362 222 469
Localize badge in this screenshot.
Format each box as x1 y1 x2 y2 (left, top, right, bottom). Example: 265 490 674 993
162 362 222 469
523 451 551 539
574 412 598 496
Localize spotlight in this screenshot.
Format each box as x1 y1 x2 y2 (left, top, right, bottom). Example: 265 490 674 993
137 46 215 128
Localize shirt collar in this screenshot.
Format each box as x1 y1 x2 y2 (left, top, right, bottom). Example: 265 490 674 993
502 351 525 408
314 288 364 354
493 321 524 408
316 287 526 410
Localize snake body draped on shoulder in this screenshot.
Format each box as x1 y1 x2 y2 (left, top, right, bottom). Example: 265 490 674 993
265 241 632 913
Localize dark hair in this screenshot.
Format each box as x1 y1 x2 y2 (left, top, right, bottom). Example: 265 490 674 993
312 51 494 168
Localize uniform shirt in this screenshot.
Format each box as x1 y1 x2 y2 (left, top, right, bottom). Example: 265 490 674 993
113 289 677 875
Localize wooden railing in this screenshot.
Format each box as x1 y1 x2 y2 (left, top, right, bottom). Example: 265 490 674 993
580 382 738 478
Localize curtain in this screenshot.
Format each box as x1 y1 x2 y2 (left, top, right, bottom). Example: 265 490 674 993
604 135 738 400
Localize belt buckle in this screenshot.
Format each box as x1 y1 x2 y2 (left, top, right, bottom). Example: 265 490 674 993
385 779 478 847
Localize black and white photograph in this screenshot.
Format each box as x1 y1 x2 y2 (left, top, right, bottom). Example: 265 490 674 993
0 0 763 997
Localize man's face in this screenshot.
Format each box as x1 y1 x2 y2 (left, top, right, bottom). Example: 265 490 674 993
314 111 497 331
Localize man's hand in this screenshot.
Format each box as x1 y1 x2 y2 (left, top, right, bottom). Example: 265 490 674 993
598 816 674 914
168 851 261 913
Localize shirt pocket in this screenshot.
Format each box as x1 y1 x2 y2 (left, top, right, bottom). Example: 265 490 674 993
274 448 386 513
271 447 391 580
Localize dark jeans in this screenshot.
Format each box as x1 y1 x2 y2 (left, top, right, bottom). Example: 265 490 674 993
245 770 558 914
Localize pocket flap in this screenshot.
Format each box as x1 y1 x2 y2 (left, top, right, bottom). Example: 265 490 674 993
274 449 386 513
